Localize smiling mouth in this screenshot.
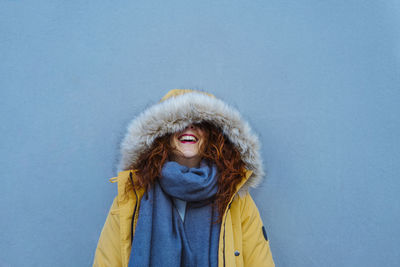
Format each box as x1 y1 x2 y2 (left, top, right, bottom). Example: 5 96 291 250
178 134 198 144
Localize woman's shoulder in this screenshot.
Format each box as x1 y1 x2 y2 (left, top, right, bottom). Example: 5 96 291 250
109 170 144 206
231 190 259 213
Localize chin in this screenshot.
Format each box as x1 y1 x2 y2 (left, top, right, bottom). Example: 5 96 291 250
177 149 197 157
182 153 199 159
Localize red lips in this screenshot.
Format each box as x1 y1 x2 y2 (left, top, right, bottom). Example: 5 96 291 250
178 134 198 144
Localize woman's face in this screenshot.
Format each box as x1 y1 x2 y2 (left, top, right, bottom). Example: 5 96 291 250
170 124 206 168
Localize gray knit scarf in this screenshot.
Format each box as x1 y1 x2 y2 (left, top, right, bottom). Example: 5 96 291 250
128 161 220 267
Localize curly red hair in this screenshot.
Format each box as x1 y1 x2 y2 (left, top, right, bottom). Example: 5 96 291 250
131 121 246 222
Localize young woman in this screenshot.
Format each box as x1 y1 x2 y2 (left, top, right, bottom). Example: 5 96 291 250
93 89 275 267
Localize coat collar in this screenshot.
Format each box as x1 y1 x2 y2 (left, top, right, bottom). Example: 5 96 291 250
111 168 254 204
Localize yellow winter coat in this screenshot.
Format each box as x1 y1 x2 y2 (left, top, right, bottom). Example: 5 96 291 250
93 170 274 267
93 89 275 266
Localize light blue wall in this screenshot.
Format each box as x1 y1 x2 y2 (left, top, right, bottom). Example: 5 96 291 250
1 1 399 266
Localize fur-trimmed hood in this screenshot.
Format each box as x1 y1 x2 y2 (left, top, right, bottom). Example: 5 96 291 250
118 89 265 194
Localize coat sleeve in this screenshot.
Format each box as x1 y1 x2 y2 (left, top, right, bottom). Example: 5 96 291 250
241 193 275 267
93 197 122 267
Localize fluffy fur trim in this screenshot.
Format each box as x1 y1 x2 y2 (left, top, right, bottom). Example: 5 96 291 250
119 91 265 194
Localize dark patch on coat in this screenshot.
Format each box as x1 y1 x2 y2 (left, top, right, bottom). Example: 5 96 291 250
262 226 268 241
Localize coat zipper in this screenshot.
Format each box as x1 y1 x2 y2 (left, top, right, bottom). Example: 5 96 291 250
222 202 232 267
129 171 139 243
222 173 250 266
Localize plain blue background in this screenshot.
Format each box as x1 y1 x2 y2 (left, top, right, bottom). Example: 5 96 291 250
1 1 399 266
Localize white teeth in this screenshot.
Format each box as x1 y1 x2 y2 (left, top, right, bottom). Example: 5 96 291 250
179 136 197 141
